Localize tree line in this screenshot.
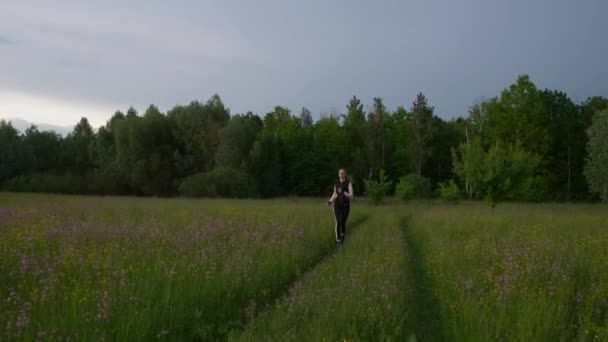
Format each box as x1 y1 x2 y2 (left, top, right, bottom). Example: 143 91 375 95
1 75 607 202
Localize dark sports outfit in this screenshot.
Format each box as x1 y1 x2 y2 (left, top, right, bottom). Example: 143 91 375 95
333 179 350 243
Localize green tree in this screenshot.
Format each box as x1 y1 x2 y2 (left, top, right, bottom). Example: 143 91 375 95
169 95 230 177
467 101 490 144
22 125 61 173
343 96 367 189
427 116 465 186
584 109 608 203
580 96 608 126
215 113 263 169
92 112 124 166
283 120 314 195
409 93 434 176
486 75 550 159
479 76 555 200
0 120 34 183
263 106 292 135
540 90 585 200
388 106 410 177
62 117 95 175
115 105 175 195
245 106 293 196
126 107 138 119
93 112 123 160
313 116 349 193
578 97 608 199
299 107 313 129
258 106 317 195
247 135 282 197
453 142 541 206
89 111 130 194
485 144 542 206
452 140 485 200
366 97 389 179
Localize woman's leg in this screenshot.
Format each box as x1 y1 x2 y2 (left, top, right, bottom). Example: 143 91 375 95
333 205 343 242
341 205 350 241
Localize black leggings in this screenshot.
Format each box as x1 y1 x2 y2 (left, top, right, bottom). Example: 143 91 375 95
333 204 350 241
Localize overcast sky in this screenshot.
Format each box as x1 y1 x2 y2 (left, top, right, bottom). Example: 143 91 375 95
1 0 607 128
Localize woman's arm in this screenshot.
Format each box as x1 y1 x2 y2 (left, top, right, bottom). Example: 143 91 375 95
328 186 337 203
327 185 338 203
344 182 354 199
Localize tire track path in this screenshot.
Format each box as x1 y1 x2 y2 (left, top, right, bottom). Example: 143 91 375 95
401 216 444 342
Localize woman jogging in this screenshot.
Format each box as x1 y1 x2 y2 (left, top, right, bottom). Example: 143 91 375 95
327 168 353 244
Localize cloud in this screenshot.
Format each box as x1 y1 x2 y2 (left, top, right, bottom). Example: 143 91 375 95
2 117 73 136
0 90 115 127
0 34 16 45
0 0 606 124
54 56 93 69
55 58 97 71
0 1 271 116
16 4 257 64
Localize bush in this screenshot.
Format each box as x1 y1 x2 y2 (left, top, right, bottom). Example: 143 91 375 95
2 173 104 194
179 167 255 198
364 169 391 205
395 174 431 200
438 179 460 203
511 175 548 202
3 174 47 192
395 177 416 202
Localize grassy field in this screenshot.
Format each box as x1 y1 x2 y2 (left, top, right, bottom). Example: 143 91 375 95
405 202 608 341
1 193 607 341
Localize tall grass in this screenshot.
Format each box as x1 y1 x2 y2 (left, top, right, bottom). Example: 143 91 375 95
2 194 607 340
233 207 411 341
0 194 363 340
406 202 608 341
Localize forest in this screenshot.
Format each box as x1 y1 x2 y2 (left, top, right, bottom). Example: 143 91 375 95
2 75 608 203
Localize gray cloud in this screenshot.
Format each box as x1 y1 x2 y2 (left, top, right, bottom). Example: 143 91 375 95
0 34 16 45
1 0 607 124
55 58 96 70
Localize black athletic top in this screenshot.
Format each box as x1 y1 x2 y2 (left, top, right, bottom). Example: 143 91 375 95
334 179 351 206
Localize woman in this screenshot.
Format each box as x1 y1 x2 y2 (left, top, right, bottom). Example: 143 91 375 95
327 168 353 244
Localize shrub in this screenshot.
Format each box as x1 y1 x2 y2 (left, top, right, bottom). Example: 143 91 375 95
511 175 548 202
364 169 391 205
395 177 416 202
3 174 47 192
438 179 460 203
396 174 431 200
2 173 104 194
179 167 254 198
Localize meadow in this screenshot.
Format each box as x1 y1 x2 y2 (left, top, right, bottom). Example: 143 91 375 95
405 202 608 341
1 193 607 341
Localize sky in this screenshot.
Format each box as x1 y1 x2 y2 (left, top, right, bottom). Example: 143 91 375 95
1 0 607 129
